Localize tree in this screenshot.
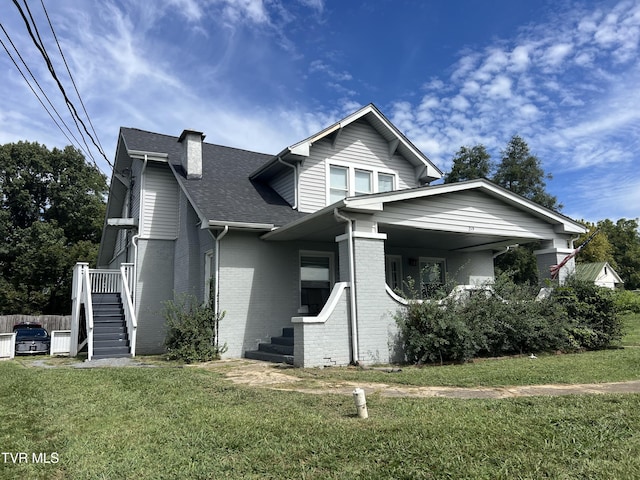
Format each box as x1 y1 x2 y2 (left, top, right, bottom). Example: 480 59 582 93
445 145 492 183
493 135 561 211
598 218 640 290
574 221 614 265
0 141 107 314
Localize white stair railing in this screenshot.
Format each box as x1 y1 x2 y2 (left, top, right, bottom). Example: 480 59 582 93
120 263 137 357
70 262 137 360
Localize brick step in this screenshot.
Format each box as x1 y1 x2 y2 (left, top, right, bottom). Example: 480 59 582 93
244 350 293 365
270 335 294 346
257 342 293 356
282 327 294 338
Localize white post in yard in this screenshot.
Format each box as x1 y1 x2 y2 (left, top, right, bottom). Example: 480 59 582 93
353 388 368 419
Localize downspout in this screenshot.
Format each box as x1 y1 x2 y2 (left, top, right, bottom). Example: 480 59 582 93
334 208 359 364
212 225 229 318
276 156 298 210
130 154 148 310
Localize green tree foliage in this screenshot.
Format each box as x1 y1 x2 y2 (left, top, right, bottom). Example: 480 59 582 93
493 244 541 285
445 145 491 183
0 141 107 314
493 135 561 210
598 218 640 290
574 221 614 264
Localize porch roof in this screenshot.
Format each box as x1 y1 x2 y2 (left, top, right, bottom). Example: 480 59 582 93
262 179 586 251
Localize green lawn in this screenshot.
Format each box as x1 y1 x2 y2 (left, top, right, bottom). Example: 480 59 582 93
1 313 639 479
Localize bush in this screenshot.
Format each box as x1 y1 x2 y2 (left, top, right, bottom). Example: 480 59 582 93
554 280 622 350
395 275 622 365
614 289 640 314
164 294 227 363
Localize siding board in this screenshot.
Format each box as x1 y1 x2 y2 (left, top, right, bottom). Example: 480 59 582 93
142 165 179 239
298 119 420 213
377 191 555 238
270 169 295 206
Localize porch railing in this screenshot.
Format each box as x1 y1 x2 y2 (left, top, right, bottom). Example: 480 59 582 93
70 262 137 360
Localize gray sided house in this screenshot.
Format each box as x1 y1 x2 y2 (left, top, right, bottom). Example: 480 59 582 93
85 104 586 366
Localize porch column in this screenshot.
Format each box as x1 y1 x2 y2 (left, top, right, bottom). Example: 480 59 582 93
337 223 398 364
535 239 575 285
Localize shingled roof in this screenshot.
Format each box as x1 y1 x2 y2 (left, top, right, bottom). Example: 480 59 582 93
120 127 306 227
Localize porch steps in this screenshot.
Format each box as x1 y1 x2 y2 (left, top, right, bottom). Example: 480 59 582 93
91 293 131 360
244 327 294 365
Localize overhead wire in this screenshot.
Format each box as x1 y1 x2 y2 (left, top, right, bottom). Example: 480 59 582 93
0 22 92 161
11 0 114 170
0 34 83 155
39 0 106 158
15 0 97 166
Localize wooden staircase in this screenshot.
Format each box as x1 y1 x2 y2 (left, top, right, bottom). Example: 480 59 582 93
91 293 132 359
244 327 294 365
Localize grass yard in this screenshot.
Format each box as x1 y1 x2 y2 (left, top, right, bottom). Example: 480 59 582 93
0 313 639 479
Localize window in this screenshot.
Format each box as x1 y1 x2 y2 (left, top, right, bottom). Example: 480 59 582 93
385 255 403 291
327 163 397 203
354 170 372 196
329 166 348 203
300 252 334 315
378 173 395 193
419 257 445 298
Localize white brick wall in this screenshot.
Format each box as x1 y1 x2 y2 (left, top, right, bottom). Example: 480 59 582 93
293 285 351 367
353 237 402 364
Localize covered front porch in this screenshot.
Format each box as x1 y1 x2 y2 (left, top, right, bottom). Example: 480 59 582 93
261 180 586 367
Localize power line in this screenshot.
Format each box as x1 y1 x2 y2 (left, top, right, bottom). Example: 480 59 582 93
15 0 97 165
39 0 106 157
0 29 92 160
11 0 113 170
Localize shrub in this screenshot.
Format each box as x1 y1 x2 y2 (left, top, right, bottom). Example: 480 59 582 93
395 275 621 365
554 280 622 350
164 294 227 363
614 289 640 314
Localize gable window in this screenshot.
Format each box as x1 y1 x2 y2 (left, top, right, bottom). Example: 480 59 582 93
354 169 372 196
327 163 397 203
378 173 395 193
329 166 348 203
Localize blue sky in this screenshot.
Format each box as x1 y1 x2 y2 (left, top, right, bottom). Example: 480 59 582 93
1 0 639 223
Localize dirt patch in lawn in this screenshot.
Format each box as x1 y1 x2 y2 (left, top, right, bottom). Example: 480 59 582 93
194 359 640 399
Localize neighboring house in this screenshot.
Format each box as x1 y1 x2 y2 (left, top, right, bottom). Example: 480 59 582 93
575 262 624 289
75 104 586 367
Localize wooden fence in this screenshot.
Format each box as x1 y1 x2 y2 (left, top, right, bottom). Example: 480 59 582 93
0 315 71 334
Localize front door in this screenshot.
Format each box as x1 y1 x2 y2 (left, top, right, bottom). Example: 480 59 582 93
300 252 334 315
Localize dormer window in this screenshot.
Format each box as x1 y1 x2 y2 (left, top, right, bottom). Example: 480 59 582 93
329 166 349 203
378 173 395 193
328 163 397 204
355 169 372 196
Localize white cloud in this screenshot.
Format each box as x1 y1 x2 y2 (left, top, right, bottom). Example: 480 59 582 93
485 75 512 98
544 42 574 67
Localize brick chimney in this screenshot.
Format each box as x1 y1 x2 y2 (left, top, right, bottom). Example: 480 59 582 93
178 129 205 179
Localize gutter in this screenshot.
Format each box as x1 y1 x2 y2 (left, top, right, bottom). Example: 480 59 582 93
333 208 359 365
